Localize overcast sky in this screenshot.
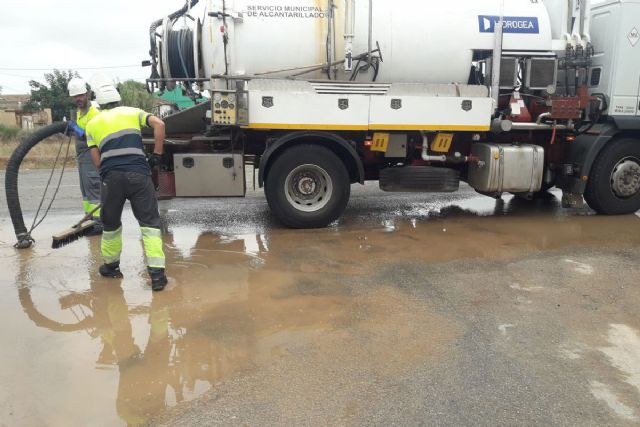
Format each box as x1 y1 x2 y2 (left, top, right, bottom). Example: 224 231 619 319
0 0 199 94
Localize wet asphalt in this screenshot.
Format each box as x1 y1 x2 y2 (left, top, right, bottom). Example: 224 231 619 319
2 169 640 426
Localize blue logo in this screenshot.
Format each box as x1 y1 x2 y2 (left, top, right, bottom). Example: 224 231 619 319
478 15 540 34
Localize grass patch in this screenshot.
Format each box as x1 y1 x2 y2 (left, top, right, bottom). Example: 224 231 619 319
0 124 21 141
0 136 77 169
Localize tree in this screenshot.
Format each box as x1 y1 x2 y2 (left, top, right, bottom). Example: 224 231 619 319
117 80 156 112
23 69 79 121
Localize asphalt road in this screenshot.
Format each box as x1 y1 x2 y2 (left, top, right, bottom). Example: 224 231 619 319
2 169 640 426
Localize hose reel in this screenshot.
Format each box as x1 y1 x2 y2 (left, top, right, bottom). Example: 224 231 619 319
149 1 203 95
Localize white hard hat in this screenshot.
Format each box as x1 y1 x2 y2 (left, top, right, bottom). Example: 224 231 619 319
68 77 88 97
93 83 121 106
90 73 122 106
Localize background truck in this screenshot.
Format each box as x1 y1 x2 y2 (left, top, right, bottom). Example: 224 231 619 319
143 0 640 228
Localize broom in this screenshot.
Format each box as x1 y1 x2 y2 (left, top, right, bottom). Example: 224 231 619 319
52 204 102 249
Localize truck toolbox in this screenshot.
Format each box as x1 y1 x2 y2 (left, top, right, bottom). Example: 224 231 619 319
468 143 544 194
174 153 245 197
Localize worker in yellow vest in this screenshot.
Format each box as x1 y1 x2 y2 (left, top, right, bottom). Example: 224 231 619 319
67 77 102 234
85 77 168 291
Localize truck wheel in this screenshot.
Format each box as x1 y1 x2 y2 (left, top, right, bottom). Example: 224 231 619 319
265 144 350 228
584 138 640 214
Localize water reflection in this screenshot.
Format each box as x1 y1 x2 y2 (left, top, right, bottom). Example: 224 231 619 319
386 191 566 223
12 228 349 426
429 192 564 218
15 240 169 425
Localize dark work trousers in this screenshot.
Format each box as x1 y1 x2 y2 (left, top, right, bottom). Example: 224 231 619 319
100 171 165 268
101 171 161 230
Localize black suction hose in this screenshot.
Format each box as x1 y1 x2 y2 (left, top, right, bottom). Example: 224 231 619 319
5 122 68 249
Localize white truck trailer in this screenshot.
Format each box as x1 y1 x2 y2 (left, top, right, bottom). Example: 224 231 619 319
143 0 640 227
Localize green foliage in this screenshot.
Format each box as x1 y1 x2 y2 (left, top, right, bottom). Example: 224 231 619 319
23 69 79 122
118 80 156 112
0 123 21 141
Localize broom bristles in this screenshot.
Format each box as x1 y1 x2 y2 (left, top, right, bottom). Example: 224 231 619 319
51 220 97 249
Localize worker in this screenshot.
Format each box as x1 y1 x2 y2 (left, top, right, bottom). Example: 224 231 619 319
67 77 102 234
85 77 168 291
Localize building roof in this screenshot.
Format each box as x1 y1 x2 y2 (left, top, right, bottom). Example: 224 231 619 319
0 94 31 110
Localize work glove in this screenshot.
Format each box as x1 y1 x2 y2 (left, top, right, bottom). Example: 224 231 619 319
147 153 162 169
66 121 85 138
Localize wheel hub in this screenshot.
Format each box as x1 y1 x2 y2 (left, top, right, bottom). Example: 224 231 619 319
295 175 318 198
284 164 333 212
611 158 640 198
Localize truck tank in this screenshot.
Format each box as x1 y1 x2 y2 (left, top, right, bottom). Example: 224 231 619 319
158 0 554 86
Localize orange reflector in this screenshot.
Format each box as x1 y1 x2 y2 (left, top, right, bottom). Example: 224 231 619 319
566 136 576 142
581 176 588 181
364 140 372 147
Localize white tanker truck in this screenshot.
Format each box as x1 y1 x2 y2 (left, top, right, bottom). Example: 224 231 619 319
143 0 640 228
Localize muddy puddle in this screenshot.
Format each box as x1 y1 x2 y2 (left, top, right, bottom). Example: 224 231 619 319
1 189 640 426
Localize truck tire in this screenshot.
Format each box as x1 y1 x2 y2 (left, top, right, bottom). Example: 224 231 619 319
584 138 640 214
265 144 350 228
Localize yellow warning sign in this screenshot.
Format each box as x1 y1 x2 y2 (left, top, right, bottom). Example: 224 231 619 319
431 133 454 153
371 132 390 152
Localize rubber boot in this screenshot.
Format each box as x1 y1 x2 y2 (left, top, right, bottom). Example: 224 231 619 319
148 267 168 291
99 262 123 278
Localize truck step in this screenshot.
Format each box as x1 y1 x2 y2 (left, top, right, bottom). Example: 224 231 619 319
379 166 460 193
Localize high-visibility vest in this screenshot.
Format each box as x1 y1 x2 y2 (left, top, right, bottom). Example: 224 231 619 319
76 102 100 131
86 106 151 174
75 102 100 155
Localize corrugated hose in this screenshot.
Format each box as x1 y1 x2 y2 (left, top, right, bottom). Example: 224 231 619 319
5 122 71 249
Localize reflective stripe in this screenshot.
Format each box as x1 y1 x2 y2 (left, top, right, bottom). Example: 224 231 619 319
100 133 146 160
141 227 161 238
86 201 101 218
102 227 122 264
141 227 165 268
103 227 122 240
98 128 141 149
146 257 166 268
100 147 145 160
138 111 150 127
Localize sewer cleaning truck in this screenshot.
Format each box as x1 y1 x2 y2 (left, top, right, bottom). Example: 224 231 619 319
143 0 640 228
8 0 640 244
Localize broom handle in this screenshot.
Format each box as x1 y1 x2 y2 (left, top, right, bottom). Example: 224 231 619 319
72 204 102 229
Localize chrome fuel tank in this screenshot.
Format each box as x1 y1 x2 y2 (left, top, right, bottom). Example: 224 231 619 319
468 143 544 193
